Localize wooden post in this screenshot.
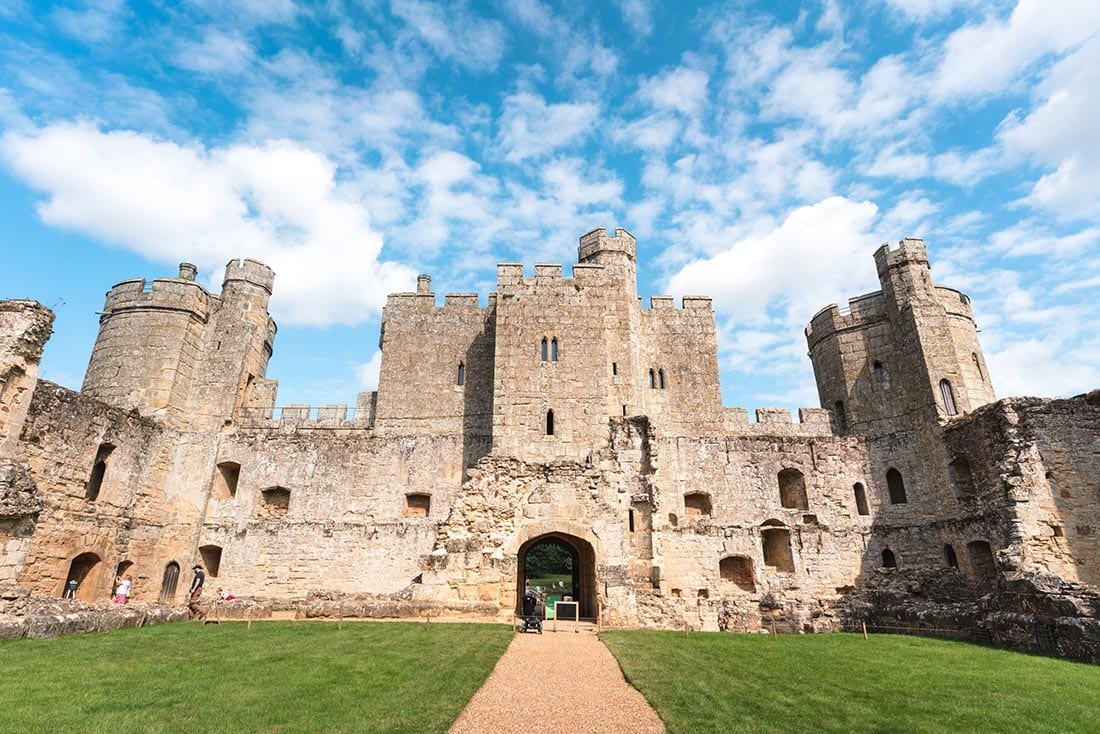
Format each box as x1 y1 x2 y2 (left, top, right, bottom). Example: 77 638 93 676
425 611 431 630
338 610 344 631
246 608 252 631
771 622 777 639
862 621 868 640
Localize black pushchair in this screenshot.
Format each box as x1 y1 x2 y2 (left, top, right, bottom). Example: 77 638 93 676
520 590 543 634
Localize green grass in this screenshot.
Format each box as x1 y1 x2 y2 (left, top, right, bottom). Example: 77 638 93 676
0 620 512 733
602 631 1100 734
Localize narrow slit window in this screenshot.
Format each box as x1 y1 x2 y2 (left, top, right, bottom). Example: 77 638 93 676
457 362 465 386
540 338 548 362
649 369 656 389
612 362 618 375
886 468 907 504
85 443 115 501
546 409 554 435
940 379 958 416
853 482 869 516
550 338 559 361
658 369 666 389
873 361 886 383
628 509 635 532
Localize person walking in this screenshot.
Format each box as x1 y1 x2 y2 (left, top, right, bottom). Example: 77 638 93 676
188 564 206 620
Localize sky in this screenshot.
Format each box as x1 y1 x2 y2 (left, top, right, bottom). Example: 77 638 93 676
1 0 1098 415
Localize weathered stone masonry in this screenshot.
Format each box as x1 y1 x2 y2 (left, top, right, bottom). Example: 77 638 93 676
2 228 1098 660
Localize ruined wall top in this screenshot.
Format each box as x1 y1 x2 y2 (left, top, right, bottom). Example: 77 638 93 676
873 236 928 276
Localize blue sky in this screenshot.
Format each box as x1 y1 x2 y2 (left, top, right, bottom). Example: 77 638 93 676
1 0 1098 414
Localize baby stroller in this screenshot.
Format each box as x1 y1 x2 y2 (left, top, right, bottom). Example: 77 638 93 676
520 590 543 634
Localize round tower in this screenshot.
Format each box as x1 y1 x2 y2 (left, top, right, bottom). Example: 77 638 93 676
82 265 210 415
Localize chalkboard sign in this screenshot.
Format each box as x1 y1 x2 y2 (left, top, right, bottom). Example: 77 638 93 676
553 601 579 622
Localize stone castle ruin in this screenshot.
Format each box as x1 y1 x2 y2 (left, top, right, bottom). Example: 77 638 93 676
2 228 1098 659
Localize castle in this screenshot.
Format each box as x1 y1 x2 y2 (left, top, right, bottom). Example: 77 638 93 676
2 228 1098 655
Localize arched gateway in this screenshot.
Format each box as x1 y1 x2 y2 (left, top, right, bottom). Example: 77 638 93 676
516 532 597 620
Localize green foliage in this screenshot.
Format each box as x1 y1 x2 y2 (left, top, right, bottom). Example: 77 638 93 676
602 631 1100 734
524 542 572 577
0 621 512 733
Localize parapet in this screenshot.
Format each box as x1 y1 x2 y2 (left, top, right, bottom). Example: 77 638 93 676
722 407 836 437
578 227 636 263
101 275 210 322
873 237 928 278
223 258 275 295
805 291 887 348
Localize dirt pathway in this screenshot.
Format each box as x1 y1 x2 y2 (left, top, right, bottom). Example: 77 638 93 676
450 625 665 733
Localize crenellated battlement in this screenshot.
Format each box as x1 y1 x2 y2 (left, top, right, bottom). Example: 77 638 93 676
101 274 211 323
722 407 835 437
223 258 275 294
578 226 636 263
495 261 612 292
873 236 928 276
804 291 887 348
383 289 493 313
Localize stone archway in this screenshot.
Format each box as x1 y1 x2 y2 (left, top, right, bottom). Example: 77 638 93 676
64 552 103 601
516 532 597 620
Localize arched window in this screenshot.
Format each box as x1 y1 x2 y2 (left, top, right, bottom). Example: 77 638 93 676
199 545 223 577
540 338 548 362
853 482 869 516
833 401 847 433
719 556 755 592
778 468 808 510
948 457 975 497
550 338 559 362
967 540 996 578
261 487 291 518
212 461 240 500
159 562 180 603
658 369 666 389
760 521 794 573
940 379 958 416
546 409 555 436
457 362 465 386
872 361 887 383
85 443 115 501
886 468 907 504
406 493 431 517
881 548 897 568
972 353 983 381
944 544 959 568
683 492 712 518
649 369 656 389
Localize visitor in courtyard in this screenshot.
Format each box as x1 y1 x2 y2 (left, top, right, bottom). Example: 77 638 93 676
188 564 206 620
63 578 77 599
114 575 131 604
217 588 235 601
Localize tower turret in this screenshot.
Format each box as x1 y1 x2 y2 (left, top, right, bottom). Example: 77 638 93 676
577 227 637 289
806 238 995 435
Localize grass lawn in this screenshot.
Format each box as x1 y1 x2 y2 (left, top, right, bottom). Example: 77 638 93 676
0 620 512 733
602 630 1100 733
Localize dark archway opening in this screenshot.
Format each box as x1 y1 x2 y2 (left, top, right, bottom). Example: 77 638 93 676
65 552 103 601
517 533 596 620
159 561 180 603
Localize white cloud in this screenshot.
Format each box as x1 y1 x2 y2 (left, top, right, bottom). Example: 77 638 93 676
933 0 1100 99
391 0 507 71
1 122 415 326
881 0 985 21
638 67 709 117
497 92 600 162
356 351 383 391
997 36 1100 219
667 196 880 323
616 0 654 38
52 0 126 43
175 30 255 75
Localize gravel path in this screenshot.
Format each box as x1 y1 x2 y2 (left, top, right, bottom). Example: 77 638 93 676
450 626 666 733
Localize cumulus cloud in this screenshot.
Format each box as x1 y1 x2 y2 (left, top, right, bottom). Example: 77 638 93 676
638 67 709 117
391 0 507 72
356 351 383 391
497 92 600 162
1 122 415 326
175 30 255 75
667 196 880 323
